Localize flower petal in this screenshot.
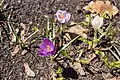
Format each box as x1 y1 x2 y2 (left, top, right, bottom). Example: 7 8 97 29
58 18 66 23
55 10 71 23
65 13 71 22
50 47 56 55
38 50 48 56
38 38 56 56
44 38 55 51
39 41 48 52
56 10 63 14
92 15 103 29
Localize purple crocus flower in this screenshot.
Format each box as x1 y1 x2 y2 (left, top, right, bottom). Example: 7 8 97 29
55 10 71 23
38 38 56 56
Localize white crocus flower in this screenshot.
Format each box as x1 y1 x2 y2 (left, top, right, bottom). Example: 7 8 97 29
92 15 104 29
55 10 71 23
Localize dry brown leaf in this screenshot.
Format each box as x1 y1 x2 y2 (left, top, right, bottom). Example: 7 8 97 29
107 77 116 80
11 33 16 42
20 30 25 42
106 76 120 80
88 54 96 64
83 1 119 17
20 23 26 30
11 45 19 56
21 50 27 55
20 23 27 42
67 25 88 38
74 62 85 76
24 63 35 77
106 77 116 80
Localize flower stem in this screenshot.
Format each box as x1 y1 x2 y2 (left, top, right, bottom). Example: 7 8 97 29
46 18 50 38
53 35 80 60
60 24 63 35
23 30 39 43
92 29 97 48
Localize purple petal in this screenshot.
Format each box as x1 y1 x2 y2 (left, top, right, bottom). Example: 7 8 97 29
65 13 71 22
51 47 56 55
55 10 71 23
38 38 56 56
38 50 48 56
58 18 66 23
43 38 55 51
39 40 48 52
56 10 63 14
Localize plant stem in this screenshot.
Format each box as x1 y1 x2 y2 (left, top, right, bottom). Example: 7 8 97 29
109 48 120 61
99 23 112 40
92 29 97 48
46 18 50 38
53 35 80 60
23 30 39 43
60 24 63 35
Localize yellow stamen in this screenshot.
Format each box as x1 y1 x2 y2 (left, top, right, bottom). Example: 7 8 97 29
60 13 65 19
47 45 51 52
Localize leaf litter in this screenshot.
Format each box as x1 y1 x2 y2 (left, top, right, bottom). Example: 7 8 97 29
11 45 20 56
24 62 35 77
67 24 88 38
83 0 119 17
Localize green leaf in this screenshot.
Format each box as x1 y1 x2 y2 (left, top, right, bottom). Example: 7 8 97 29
60 50 70 58
85 14 91 23
56 67 63 74
95 50 105 57
80 22 88 26
32 26 39 32
78 37 92 47
109 61 120 68
80 59 89 64
57 77 64 80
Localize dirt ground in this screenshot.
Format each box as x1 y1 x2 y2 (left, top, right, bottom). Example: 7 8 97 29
0 0 120 80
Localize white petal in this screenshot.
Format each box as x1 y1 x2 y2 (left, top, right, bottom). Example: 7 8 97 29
65 13 71 22
92 15 103 29
57 10 63 13
58 18 66 23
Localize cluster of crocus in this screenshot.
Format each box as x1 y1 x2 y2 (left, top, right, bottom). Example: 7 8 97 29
38 10 71 56
38 38 56 56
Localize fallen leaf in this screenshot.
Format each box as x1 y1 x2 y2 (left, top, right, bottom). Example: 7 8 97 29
102 73 113 80
106 77 117 80
20 30 25 42
20 23 26 30
11 45 19 56
24 63 35 77
67 25 88 38
64 33 71 41
11 33 16 42
74 62 85 76
88 53 96 63
70 21 77 25
21 50 27 55
83 1 119 17
20 23 27 42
